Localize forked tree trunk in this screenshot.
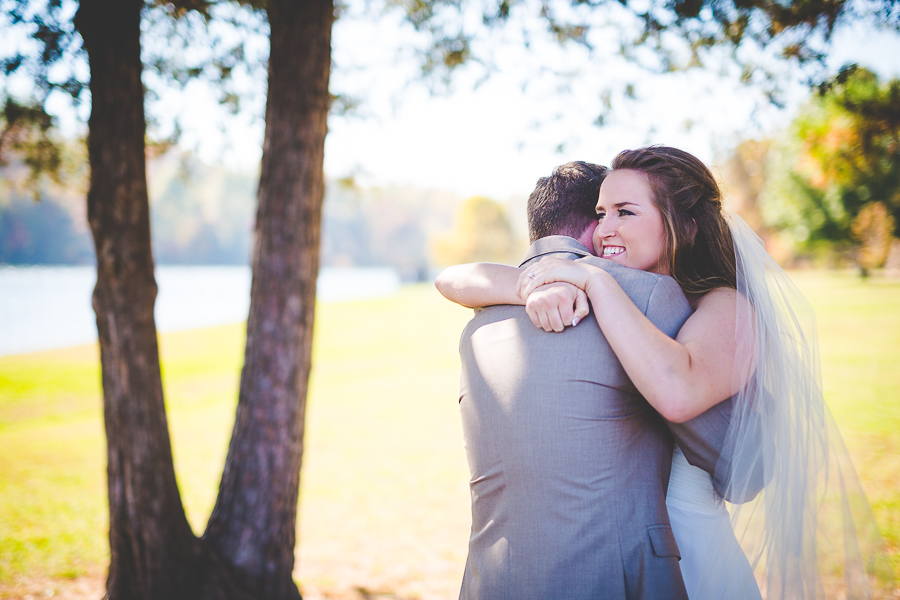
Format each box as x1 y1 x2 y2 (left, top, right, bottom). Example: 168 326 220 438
77 0 333 596
202 1 334 598
75 1 200 598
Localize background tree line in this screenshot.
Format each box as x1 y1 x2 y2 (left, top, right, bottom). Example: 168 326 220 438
0 150 524 273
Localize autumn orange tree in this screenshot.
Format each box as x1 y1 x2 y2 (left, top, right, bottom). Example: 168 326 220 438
432 195 522 266
763 66 900 270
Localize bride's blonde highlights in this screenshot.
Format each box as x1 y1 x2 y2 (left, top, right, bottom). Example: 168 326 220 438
610 146 736 295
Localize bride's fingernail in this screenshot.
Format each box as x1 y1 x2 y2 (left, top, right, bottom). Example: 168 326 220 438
572 317 580 327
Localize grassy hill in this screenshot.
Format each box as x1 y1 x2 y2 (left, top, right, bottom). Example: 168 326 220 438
0 273 897 599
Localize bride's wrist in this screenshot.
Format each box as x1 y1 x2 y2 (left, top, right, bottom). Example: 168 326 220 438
583 269 611 299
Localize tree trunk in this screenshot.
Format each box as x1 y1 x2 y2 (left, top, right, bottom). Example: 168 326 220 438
202 1 334 598
75 1 200 598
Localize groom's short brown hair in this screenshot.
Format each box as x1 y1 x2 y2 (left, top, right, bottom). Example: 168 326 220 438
527 161 607 243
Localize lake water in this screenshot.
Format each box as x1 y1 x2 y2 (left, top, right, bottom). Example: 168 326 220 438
0 265 401 356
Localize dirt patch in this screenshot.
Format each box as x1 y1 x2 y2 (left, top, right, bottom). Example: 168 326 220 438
0 576 425 600
0 573 105 600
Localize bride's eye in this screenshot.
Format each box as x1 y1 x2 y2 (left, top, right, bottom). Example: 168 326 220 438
618 209 635 217
596 212 605 220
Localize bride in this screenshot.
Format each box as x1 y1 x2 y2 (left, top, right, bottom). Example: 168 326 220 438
435 146 893 599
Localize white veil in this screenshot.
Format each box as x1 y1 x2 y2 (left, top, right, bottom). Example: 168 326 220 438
706 213 895 599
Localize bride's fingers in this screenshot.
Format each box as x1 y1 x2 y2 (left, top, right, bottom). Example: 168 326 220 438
558 294 575 326
547 308 565 332
572 290 590 326
522 263 580 298
525 306 539 328
537 309 554 332
528 294 561 332
518 269 547 299
516 270 531 299
521 260 591 301
525 297 546 329
519 271 542 298
528 273 554 297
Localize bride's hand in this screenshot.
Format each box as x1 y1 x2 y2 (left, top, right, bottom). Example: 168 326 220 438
524 283 590 332
517 258 597 300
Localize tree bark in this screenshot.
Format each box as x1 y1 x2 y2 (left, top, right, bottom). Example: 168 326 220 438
75 1 200 598
203 1 334 598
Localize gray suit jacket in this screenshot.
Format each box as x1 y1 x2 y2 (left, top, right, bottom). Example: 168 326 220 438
458 236 693 600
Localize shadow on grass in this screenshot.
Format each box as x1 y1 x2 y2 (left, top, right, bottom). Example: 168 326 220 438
353 587 418 600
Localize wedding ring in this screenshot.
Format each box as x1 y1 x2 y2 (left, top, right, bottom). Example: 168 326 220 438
527 273 536 280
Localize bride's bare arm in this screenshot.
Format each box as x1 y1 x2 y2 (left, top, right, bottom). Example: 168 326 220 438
435 262 591 329
519 259 755 423
434 263 523 308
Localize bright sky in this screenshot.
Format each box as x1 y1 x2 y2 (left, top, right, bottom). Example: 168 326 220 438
155 8 900 200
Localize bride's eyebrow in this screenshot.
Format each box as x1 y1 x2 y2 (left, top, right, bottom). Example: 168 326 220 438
596 200 640 210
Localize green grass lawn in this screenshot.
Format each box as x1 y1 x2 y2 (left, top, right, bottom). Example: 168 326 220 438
0 274 898 598
787 271 900 572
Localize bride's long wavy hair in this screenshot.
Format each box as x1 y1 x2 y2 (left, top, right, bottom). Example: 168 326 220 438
610 146 736 295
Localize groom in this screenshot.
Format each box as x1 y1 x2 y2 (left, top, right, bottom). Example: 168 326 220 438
457 161 734 600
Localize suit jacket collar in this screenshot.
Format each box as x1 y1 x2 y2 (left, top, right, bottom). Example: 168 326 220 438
519 235 593 268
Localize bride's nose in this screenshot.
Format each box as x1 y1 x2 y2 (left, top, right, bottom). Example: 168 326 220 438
596 218 616 238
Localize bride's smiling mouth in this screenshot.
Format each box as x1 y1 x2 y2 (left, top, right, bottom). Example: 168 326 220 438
602 246 625 258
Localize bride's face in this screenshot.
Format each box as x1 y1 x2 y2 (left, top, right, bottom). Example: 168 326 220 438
592 169 669 275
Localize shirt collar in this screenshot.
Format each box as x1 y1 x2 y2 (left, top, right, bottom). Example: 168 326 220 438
519 235 594 267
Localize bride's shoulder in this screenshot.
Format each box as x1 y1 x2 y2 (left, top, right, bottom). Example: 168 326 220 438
691 286 751 315
687 285 733 308
698 286 736 302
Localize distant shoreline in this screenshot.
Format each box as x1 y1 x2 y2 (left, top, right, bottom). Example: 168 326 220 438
0 265 402 356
